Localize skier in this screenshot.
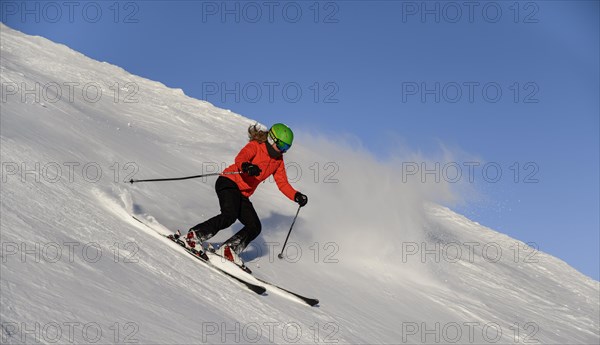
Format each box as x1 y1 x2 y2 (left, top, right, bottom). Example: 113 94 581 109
186 123 308 265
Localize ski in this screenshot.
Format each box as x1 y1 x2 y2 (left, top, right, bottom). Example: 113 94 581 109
254 277 320 306
132 216 266 295
206 247 319 306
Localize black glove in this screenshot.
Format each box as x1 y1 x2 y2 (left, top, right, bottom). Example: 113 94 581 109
241 162 261 177
294 192 308 207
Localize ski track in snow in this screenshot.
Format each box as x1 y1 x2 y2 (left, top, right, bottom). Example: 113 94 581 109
1 23 598 344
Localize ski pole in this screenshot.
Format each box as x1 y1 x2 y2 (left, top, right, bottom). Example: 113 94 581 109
129 171 240 184
278 205 302 259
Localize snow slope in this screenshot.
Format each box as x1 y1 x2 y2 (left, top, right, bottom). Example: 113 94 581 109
1 23 598 344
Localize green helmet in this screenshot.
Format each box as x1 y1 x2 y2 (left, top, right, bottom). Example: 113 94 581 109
268 123 294 153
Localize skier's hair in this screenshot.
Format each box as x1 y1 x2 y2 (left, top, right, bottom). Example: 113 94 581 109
248 123 268 143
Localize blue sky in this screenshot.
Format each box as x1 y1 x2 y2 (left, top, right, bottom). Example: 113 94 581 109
2 1 598 280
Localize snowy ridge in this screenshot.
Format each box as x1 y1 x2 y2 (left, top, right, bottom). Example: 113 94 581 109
1 23 598 344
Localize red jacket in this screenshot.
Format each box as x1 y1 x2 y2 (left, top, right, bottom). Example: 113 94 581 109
222 141 297 200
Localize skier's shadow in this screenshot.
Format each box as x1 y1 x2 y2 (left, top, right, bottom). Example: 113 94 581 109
238 211 298 262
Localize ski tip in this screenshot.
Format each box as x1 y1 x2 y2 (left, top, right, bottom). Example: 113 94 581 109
255 286 267 295
308 299 320 307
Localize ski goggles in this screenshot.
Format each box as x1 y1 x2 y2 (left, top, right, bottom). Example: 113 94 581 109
268 130 291 153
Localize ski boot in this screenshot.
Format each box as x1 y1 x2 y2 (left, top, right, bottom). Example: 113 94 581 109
215 244 252 274
188 231 210 260
169 230 208 260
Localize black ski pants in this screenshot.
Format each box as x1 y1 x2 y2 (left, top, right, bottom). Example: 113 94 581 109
190 176 261 253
